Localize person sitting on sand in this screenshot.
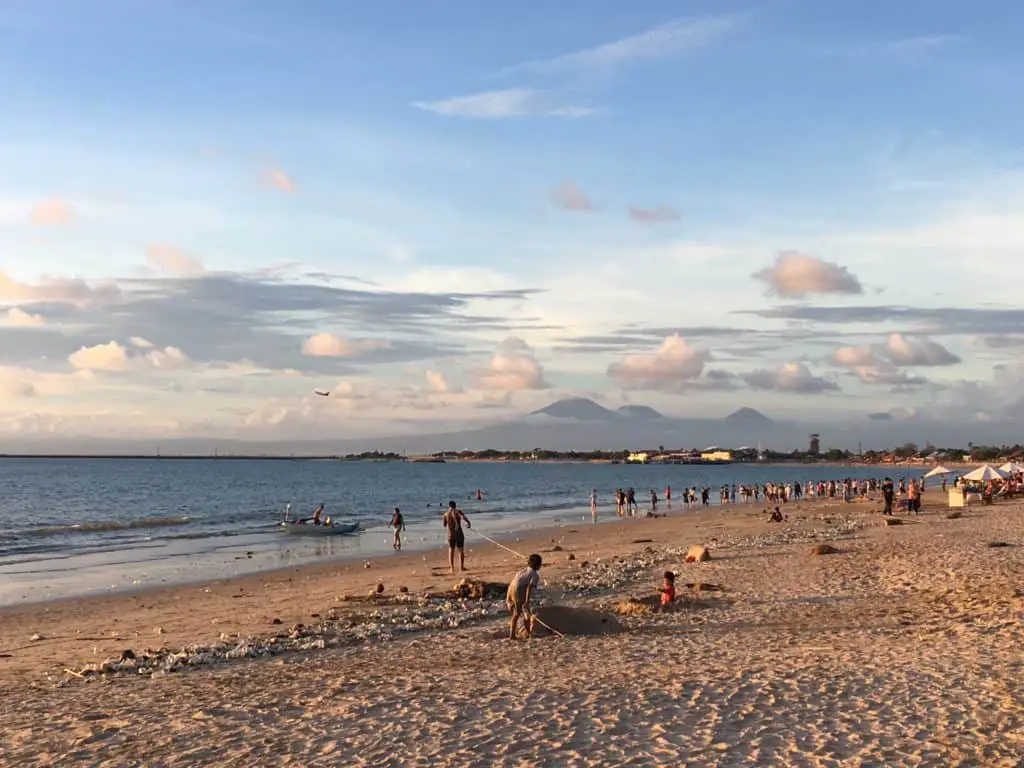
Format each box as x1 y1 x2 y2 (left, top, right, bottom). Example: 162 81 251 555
442 501 471 573
507 553 542 640
768 506 785 523
660 571 676 611
391 507 405 550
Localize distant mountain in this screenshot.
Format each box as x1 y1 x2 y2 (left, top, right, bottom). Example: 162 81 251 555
726 407 774 426
617 405 663 420
532 397 616 421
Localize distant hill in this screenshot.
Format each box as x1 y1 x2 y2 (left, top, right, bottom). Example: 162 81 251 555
532 397 616 421
726 407 774 426
617 405 663 420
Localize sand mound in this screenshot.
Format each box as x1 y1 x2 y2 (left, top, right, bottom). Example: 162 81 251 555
685 545 711 563
530 605 623 636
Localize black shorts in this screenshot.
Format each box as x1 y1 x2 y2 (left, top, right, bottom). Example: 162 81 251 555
448 529 465 549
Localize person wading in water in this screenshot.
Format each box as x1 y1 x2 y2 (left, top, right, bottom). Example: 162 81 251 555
442 500 471 573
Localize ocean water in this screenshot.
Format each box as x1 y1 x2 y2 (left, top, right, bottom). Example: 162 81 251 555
0 458 924 605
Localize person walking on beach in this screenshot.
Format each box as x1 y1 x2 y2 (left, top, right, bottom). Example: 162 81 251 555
882 478 895 516
626 488 637 516
442 501 471 573
649 489 658 513
390 506 406 550
590 489 598 522
507 553 542 640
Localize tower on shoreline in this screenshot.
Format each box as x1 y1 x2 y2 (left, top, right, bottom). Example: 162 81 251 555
808 433 820 456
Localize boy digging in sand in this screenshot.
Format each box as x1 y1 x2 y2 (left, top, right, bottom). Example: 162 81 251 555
507 554 542 640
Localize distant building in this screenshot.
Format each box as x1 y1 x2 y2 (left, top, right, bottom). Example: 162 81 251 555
626 452 649 464
808 433 821 455
700 450 732 463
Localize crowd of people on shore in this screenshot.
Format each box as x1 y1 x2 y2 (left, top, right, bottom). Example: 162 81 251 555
598 476 929 521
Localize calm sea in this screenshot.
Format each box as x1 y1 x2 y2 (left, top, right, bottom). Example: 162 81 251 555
0 458 923 605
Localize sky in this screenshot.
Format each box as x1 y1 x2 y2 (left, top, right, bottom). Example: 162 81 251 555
2 0 1024 444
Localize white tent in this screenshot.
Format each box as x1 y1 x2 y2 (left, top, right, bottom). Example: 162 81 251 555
998 461 1023 474
924 465 952 478
963 464 1005 482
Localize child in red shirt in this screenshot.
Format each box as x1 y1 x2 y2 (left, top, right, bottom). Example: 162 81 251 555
660 571 676 610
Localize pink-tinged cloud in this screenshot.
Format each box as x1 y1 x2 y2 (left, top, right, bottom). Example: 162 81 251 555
629 204 681 223
883 332 960 366
264 168 296 193
146 244 205 276
425 370 461 394
753 251 863 298
301 333 391 357
28 198 75 226
832 345 878 367
475 337 549 390
744 362 838 393
68 341 130 371
5 307 45 327
549 181 595 211
607 334 710 390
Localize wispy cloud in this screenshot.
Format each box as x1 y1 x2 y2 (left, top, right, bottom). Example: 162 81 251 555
263 168 296 193
629 204 681 223
413 88 595 119
501 14 747 77
28 198 75 226
549 181 596 211
884 35 963 58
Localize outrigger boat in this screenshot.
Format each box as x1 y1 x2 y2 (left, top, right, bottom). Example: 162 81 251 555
279 519 360 535
279 503 359 535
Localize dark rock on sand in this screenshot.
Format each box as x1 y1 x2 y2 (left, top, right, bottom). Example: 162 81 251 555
809 544 839 556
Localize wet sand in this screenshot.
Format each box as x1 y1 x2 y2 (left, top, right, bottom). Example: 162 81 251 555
1 492 1022 766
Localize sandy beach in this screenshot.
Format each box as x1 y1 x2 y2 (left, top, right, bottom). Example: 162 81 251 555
1 491 1022 766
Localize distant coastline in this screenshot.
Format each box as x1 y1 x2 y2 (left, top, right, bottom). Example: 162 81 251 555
0 453 985 469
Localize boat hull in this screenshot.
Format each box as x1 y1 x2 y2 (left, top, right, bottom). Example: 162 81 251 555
280 522 359 535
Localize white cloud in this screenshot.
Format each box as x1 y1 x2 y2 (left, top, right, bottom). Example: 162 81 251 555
68 341 130 371
502 14 747 76
0 270 120 307
549 181 595 211
130 336 154 349
301 333 391 357
607 334 710 390
5 307 45 327
744 362 838 394
145 346 191 370
145 243 205 276
28 198 75 226
412 88 594 119
753 251 863 298
475 337 549 391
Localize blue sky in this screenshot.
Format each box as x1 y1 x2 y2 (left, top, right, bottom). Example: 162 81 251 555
1 0 1023 442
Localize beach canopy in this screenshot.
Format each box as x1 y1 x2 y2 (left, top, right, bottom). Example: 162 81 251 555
998 461 1023 474
924 465 952 478
963 464 1005 482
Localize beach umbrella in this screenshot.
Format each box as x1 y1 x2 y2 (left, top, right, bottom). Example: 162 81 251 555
963 464 1005 482
998 461 1023 474
924 465 952 478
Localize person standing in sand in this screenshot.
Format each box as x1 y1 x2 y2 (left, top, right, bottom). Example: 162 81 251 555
442 501 471 573
590 489 598 523
390 507 406 550
507 553 542 640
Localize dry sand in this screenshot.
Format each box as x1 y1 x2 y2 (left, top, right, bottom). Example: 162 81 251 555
1 492 1022 766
